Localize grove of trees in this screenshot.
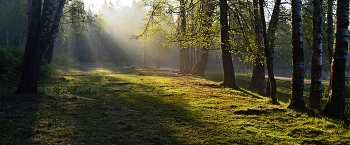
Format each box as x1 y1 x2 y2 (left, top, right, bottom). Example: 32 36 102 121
0 0 349 119
134 0 349 118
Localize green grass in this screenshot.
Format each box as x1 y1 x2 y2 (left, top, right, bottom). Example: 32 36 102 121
1 67 350 144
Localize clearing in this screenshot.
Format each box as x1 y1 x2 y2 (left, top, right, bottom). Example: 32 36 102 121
1 67 350 144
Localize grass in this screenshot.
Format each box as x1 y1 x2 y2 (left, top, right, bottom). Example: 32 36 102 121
1 67 350 144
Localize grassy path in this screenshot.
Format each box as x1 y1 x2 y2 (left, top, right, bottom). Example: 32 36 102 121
1 67 350 144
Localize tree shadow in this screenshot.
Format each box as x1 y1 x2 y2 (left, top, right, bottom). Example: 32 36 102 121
0 95 41 144
39 68 212 144
1 67 215 144
68 75 208 144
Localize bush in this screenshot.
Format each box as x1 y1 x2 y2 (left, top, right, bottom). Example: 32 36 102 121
0 47 23 74
0 47 55 94
0 47 24 94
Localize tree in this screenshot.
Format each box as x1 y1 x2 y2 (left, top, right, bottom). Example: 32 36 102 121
289 0 306 108
256 0 280 102
323 0 349 119
15 0 66 94
307 0 323 110
43 0 95 64
327 0 334 67
192 0 215 77
220 0 238 89
179 0 191 73
248 0 266 96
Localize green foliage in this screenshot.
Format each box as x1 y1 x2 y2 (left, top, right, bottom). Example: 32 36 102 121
0 47 55 94
0 47 23 94
0 47 23 72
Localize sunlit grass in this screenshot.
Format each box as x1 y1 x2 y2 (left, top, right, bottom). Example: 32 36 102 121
1 67 350 144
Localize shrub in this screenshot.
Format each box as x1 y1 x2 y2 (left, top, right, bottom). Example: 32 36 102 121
0 47 23 74
0 47 54 94
0 47 24 94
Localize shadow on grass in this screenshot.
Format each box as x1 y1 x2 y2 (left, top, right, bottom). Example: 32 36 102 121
1 67 208 144
41 69 208 144
72 78 204 144
0 95 41 144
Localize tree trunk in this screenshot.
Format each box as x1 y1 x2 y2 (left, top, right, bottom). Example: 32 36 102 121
249 59 266 95
220 0 238 89
192 48 209 77
179 0 190 74
28 0 32 29
308 0 323 110
192 0 214 77
323 0 349 119
44 1 66 64
249 0 266 96
144 46 147 67
289 0 306 108
15 0 66 94
327 0 334 68
44 41 55 63
259 0 277 103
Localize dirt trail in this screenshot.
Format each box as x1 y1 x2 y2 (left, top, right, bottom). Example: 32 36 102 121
273 76 330 85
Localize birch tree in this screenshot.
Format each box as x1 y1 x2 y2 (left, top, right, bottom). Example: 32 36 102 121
308 0 323 110
289 0 306 108
323 0 349 119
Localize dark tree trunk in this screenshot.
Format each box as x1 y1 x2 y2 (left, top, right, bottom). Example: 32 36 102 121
259 0 277 103
15 0 42 94
15 0 66 94
327 0 334 67
192 48 209 77
266 0 281 102
28 0 32 29
44 41 55 63
179 0 190 74
289 0 306 108
308 0 323 110
249 0 266 96
323 0 349 119
220 0 238 89
43 2 65 65
249 59 266 95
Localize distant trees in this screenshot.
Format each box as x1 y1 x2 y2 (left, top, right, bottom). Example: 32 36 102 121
0 0 28 47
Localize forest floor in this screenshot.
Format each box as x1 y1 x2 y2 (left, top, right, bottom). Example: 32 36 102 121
1 67 350 144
